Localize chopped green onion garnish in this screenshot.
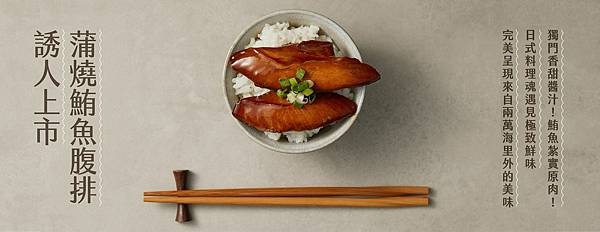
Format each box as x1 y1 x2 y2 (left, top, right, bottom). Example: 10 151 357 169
293 101 304 109
277 69 316 108
291 85 299 93
289 77 298 87
296 68 305 80
308 93 316 103
302 88 314 96
279 78 290 88
298 81 309 91
276 89 287 97
286 92 297 103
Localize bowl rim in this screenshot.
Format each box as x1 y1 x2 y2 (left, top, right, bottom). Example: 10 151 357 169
222 9 365 154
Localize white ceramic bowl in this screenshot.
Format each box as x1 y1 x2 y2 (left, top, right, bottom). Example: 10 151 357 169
223 10 365 154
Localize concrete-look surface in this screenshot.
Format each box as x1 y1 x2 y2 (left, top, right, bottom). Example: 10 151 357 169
1 0 599 231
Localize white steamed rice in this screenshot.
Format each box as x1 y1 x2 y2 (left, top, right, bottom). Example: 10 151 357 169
233 22 353 143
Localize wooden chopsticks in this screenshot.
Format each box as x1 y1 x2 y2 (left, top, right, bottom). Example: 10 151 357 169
145 186 428 197
144 196 428 207
144 186 430 208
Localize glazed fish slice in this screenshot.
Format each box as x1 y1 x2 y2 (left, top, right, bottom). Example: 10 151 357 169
230 43 380 92
233 92 357 132
231 40 334 66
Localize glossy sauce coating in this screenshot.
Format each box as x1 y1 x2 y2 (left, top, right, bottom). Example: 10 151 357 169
230 41 380 91
233 92 357 132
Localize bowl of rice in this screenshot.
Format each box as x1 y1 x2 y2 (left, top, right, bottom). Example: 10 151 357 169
223 10 366 154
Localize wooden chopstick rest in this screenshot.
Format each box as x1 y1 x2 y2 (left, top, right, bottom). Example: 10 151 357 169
172 170 190 223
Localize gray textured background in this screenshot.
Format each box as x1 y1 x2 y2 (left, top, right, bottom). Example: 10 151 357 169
1 0 599 231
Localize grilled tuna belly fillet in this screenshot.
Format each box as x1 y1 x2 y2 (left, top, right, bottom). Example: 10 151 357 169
230 41 380 92
233 92 357 133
